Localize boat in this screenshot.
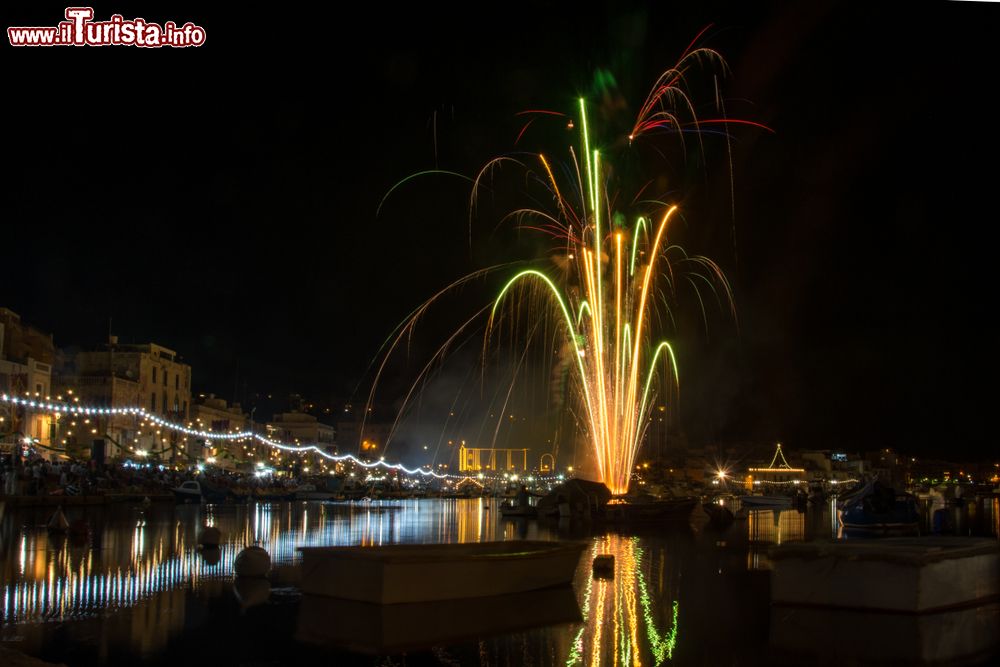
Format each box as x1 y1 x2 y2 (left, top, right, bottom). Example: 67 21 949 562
838 480 920 535
253 487 296 502
171 480 228 503
536 479 612 519
172 480 204 503
298 540 587 604
499 501 538 518
603 496 699 523
741 494 794 508
294 484 336 501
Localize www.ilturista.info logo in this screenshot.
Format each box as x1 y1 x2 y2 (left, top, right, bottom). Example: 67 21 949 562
8 7 206 47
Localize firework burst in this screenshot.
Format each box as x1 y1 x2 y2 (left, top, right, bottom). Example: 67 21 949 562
370 33 762 495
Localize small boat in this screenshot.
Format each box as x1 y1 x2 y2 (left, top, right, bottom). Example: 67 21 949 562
172 480 228 503
740 494 793 508
838 479 920 535
294 484 336 501
603 497 698 523
298 540 587 604
499 501 538 518
253 488 295 502
172 481 204 503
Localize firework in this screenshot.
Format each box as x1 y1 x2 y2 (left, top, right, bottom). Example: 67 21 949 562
488 95 750 493
372 34 760 495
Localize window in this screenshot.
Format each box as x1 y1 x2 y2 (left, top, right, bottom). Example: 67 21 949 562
175 374 179 390
182 401 187 417
164 371 168 387
152 367 157 384
150 392 157 412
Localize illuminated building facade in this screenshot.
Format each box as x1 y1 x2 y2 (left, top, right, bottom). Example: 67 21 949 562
189 394 248 465
458 445 529 472
0 307 55 449
267 411 335 452
56 336 192 460
746 443 806 487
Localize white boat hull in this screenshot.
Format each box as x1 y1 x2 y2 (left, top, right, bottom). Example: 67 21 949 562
299 540 586 604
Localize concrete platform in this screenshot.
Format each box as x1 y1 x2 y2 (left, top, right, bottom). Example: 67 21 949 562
770 537 999 612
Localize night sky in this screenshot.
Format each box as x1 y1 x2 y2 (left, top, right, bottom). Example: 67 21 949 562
3 2 996 460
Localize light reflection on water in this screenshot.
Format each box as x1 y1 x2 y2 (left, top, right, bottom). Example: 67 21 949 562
564 535 679 667
0 497 996 665
1 498 549 625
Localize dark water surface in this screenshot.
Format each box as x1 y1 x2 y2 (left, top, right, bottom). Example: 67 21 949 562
1 497 997 666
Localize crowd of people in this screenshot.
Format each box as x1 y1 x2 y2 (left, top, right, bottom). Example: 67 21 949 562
1 450 174 497
0 449 316 499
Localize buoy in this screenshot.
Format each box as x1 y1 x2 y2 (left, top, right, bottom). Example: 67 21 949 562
47 507 69 532
201 546 221 566
593 554 614 579
198 526 222 547
234 546 271 577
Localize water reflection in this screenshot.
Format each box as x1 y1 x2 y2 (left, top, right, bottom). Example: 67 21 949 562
1 497 996 666
746 509 808 570
0 499 549 626
565 535 680 666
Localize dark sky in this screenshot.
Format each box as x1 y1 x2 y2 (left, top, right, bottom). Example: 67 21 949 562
2 2 996 460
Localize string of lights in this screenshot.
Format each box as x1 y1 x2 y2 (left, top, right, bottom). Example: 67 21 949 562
2 392 567 483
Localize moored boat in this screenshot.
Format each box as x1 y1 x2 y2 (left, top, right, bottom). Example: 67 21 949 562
603 496 698 523
171 480 228 503
838 479 920 535
741 494 793 508
499 501 538 518
298 540 587 604
172 480 203 503
294 484 336 501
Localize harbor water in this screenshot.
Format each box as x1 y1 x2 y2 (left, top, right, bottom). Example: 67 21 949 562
1 497 997 665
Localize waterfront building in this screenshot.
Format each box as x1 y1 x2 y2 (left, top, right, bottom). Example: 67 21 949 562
189 393 248 466
56 336 192 461
267 411 335 451
0 307 55 450
746 443 807 488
